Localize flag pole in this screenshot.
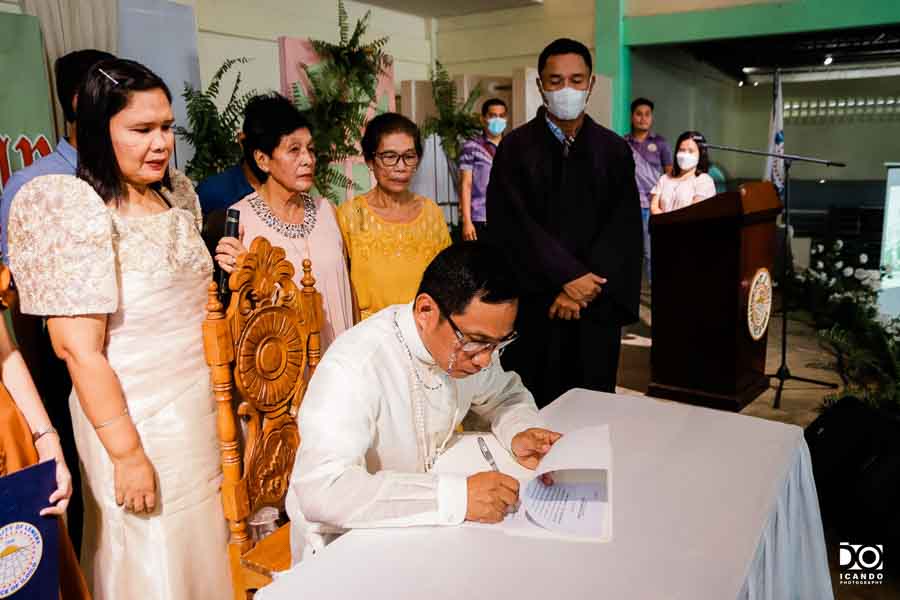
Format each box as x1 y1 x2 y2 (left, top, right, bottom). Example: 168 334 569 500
764 68 840 408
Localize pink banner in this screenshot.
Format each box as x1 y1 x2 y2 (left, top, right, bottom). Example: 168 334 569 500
278 36 395 204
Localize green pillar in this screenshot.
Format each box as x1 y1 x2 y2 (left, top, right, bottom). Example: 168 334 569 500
596 0 630 135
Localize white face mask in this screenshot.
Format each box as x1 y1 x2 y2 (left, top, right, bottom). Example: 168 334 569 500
676 151 699 170
540 79 593 121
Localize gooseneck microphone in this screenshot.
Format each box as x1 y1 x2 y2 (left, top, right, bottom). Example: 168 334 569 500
217 208 240 303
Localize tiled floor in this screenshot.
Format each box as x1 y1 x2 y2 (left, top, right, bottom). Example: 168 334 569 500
618 289 899 599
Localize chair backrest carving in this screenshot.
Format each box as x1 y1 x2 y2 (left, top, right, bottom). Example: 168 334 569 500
203 237 322 560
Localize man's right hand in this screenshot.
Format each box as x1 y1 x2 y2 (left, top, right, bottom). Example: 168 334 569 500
563 273 606 305
465 471 520 523
548 292 582 320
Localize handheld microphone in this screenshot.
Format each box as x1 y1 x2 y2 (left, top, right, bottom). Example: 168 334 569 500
217 208 240 302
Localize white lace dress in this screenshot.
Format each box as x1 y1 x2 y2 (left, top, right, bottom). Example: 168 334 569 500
8 172 231 600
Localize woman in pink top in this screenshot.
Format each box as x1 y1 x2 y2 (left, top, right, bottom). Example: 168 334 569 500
650 130 716 214
215 94 353 349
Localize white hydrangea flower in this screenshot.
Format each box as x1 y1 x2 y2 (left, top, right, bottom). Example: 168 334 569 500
843 266 854 277
835 261 843 269
828 277 836 287
854 268 866 280
860 254 868 264
835 239 844 250
816 261 824 270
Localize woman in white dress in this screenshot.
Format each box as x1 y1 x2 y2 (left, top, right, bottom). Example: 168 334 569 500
8 59 230 599
650 130 717 215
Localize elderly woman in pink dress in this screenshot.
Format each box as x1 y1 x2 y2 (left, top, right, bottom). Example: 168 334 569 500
215 94 353 349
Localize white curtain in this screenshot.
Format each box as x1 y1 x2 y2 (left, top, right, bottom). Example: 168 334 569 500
19 0 117 138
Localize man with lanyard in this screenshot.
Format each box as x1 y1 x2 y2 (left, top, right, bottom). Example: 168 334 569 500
624 97 671 287
486 38 642 408
286 242 560 562
0 49 114 553
459 98 508 241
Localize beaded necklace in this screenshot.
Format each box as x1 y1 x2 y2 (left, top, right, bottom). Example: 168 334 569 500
392 309 458 471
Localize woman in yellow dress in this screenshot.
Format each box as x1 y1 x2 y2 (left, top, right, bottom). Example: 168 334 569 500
337 113 451 320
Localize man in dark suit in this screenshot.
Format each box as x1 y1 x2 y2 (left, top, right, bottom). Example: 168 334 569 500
487 38 642 407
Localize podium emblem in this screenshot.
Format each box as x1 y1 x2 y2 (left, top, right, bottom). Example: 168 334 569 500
0 521 43 598
747 268 773 341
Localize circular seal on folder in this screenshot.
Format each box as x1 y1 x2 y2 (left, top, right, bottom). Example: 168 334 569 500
0 521 43 598
747 268 773 341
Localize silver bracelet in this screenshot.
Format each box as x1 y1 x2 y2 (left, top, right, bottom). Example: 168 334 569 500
32 423 58 443
94 407 130 430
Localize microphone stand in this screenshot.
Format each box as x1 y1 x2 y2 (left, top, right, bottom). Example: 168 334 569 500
698 140 845 409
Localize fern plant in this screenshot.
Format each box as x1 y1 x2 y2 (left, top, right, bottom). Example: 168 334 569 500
294 0 390 203
175 57 255 182
815 301 900 413
421 61 482 164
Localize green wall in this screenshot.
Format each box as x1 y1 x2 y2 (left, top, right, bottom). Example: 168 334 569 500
732 76 900 181
597 0 900 135
624 0 900 47
629 47 742 175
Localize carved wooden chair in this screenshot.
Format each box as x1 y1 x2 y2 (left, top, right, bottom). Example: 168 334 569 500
203 237 322 599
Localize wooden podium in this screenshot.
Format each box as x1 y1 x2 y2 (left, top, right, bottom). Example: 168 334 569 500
648 182 783 411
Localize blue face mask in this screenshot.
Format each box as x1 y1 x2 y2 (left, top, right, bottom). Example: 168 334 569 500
487 117 507 136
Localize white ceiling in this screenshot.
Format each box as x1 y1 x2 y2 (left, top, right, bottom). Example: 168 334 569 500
361 0 542 18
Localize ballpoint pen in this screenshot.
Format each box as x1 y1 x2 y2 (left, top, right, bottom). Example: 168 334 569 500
477 436 499 472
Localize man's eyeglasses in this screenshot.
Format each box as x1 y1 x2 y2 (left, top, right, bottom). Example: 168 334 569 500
442 310 518 357
376 152 420 168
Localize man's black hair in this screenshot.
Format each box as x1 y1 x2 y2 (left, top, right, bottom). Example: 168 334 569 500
631 97 654 114
55 49 116 123
538 38 592 76
481 98 508 117
417 241 519 316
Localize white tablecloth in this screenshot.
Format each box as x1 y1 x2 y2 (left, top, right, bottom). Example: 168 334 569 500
258 390 833 600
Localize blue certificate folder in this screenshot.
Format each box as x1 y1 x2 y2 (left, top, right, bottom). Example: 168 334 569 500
0 460 59 598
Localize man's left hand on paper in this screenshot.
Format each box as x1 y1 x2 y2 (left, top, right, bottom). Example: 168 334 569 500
511 427 562 484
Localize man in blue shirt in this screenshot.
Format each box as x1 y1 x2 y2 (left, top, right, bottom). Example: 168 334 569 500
0 48 113 556
1 49 114 264
624 97 671 286
196 158 257 216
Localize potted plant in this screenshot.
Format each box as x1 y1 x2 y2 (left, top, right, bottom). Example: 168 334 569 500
420 60 482 195
797 239 900 543
175 57 255 183
292 0 390 204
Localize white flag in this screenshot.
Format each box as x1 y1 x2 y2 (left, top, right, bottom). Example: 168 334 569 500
763 70 785 196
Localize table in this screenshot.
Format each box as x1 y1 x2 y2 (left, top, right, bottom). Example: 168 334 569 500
258 390 834 600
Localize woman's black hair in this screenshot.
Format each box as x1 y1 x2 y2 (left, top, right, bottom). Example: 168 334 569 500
241 93 313 183
76 59 172 203
672 130 710 177
360 112 422 162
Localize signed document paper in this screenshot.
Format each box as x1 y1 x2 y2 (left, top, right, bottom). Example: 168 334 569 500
469 426 612 542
